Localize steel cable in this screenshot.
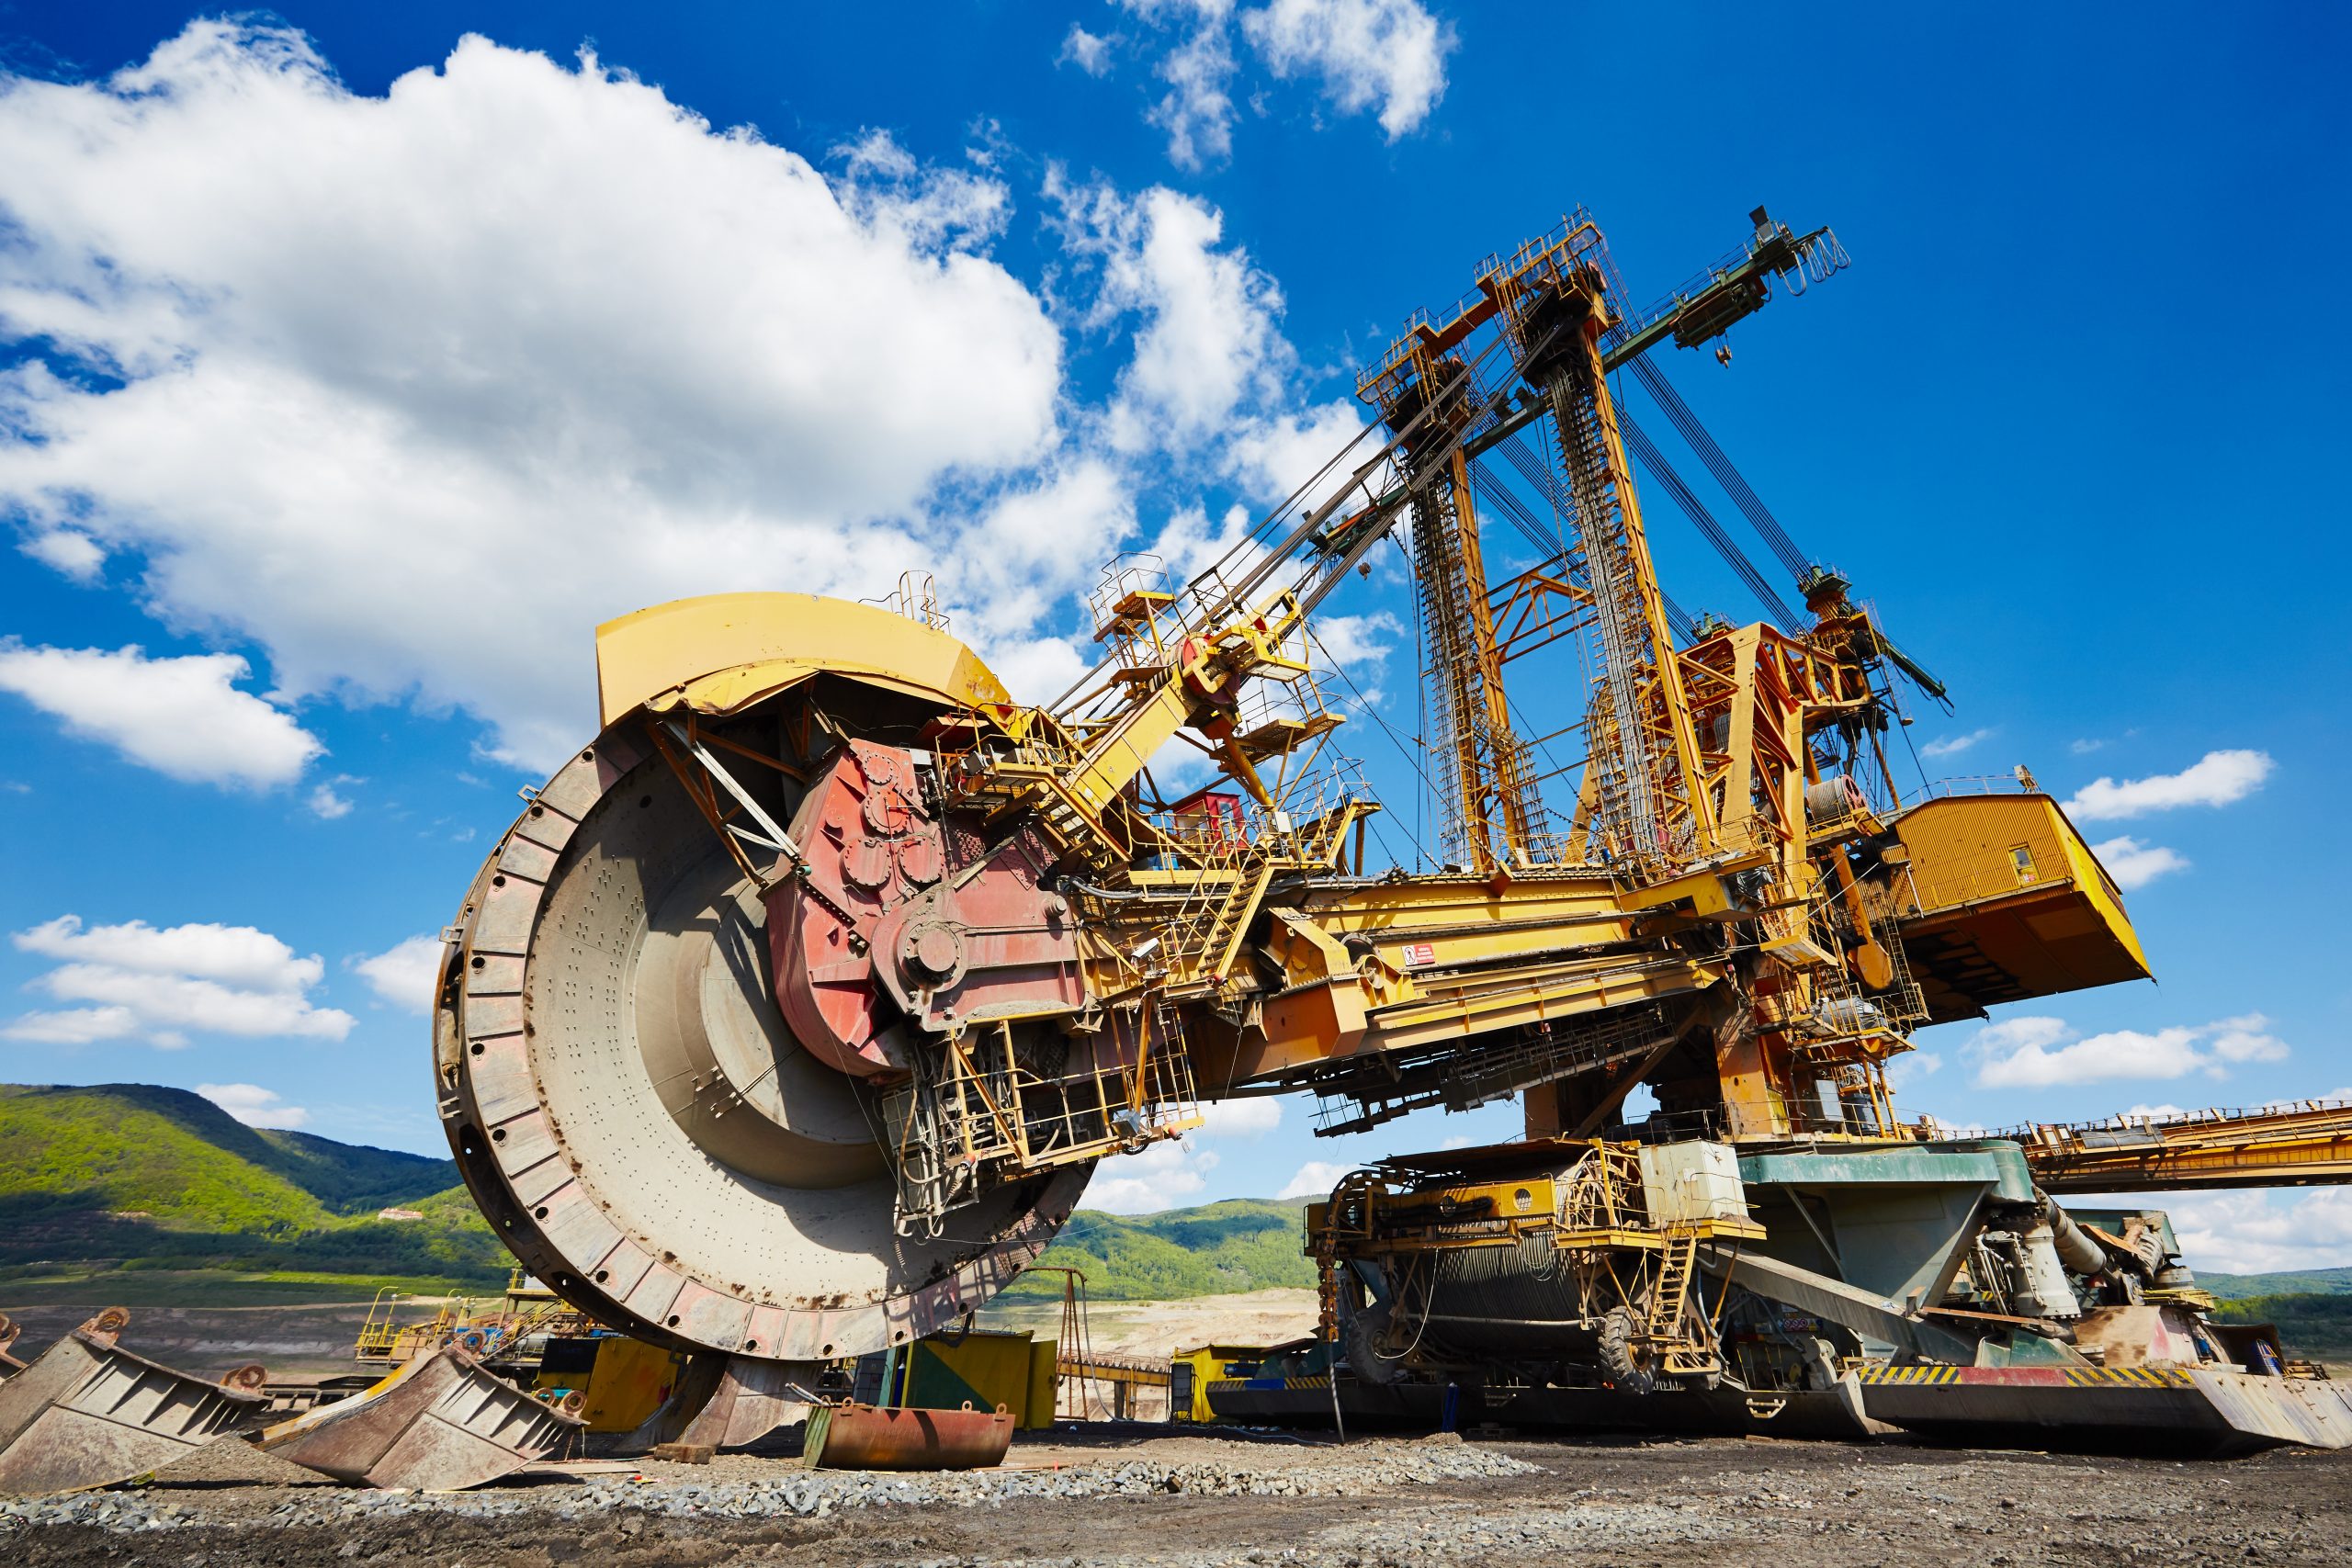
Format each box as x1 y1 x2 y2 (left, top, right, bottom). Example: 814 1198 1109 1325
1618 412 1801 628
1628 355 1812 580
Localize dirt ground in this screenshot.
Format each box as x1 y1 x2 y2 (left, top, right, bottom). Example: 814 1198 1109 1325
9 1295 2352 1565
978 1289 1320 1359
6 1422 2351 1568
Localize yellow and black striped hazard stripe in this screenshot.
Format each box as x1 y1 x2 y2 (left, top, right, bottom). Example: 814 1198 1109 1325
1857 1364 2196 1387
2062 1366 2194 1387
1856 1366 1962 1385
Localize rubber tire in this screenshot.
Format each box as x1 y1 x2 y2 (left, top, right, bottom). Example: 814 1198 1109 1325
1344 1300 1404 1387
1597 1304 1655 1394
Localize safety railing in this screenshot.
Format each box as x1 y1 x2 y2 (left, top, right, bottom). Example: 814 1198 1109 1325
1913 773 2034 803
1991 1097 2352 1144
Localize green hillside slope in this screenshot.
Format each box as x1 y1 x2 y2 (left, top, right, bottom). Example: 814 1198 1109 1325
2199 1266 2352 1300
1 1082 455 1218
1 1082 1322 1304
2199 1268 2352 1363
20 1082 2341 1324
1010 1199 1314 1299
5 1081 1326 1297
2213 1293 2352 1364
0 1082 503 1289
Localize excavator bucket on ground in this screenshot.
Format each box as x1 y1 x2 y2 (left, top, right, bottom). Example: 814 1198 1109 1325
624 1353 826 1451
0 1309 268 1495
802 1401 1014 1471
255 1344 582 1492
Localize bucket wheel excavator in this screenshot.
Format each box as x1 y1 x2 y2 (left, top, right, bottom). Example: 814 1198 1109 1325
435 207 2352 1453
433 605 1111 1443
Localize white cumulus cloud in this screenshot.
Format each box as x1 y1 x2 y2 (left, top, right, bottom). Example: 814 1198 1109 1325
1058 24 1118 76
2147 1188 2352 1276
2 21 1395 776
19 528 104 581
1083 1135 1219 1213
1048 174 1374 532
1967 1011 2290 1089
1240 0 1455 139
1277 1158 1354 1200
2064 749 2274 821
2090 835 2188 891
1194 1097 1283 1137
2208 1013 2291 1065
198 1081 311 1130
16 914 325 990
307 776 357 819
0 642 322 788
353 934 445 1014
0 24 1064 772
1 1005 143 1046
1919 727 1993 759
1056 175 1289 457
1310 610 1400 670
1118 0 1453 165
1122 1 1240 170
4 914 353 1047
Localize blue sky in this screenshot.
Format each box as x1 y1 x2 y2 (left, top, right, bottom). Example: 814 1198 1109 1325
1 4 2346 1272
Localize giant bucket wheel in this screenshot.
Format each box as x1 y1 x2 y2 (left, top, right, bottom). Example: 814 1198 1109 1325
434 664 1091 1371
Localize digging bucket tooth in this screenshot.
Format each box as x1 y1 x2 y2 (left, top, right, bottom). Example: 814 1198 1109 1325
255 1344 582 1492
0 1308 269 1496
802 1400 1015 1471
625 1353 827 1452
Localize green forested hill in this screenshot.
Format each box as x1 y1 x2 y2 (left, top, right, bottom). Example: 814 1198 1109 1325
2213 1293 2352 1364
1010 1199 1314 1299
1 1082 456 1224
1 1081 1317 1304
0 1082 505 1290
2199 1266 2352 1300
0 1082 1315 1302
16 1082 2352 1329
2199 1267 2352 1362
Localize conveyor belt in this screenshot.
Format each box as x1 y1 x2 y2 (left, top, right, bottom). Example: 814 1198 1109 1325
2013 1100 2352 1192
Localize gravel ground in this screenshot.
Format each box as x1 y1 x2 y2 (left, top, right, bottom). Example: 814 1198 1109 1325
4 1426 2349 1567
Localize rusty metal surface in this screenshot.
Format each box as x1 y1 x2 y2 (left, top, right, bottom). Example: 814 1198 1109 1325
0 1310 268 1495
803 1401 1014 1471
626 1353 825 1452
436 714 1088 1366
770 740 1085 1065
681 1356 824 1450
257 1345 582 1491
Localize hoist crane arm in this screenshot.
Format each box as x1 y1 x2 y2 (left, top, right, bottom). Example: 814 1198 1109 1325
1313 209 1848 566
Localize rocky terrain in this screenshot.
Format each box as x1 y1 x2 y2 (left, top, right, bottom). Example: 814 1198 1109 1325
6 1424 2349 1567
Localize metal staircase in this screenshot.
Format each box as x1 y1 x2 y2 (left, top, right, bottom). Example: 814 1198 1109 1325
1645 1229 1721 1378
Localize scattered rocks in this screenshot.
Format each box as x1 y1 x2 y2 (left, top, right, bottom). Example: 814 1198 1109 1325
6 1437 2349 1566
0 1438 1533 1535
1 1493 194 1532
